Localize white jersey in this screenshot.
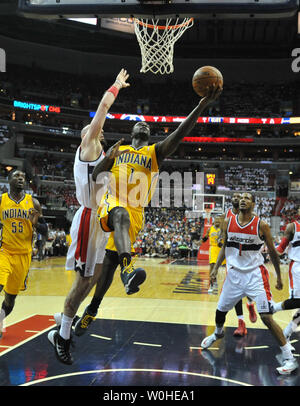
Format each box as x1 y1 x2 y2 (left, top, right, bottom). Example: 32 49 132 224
225 215 264 273
288 221 300 262
66 146 110 274
74 147 108 209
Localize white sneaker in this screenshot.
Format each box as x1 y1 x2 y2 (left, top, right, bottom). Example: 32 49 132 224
276 358 298 375
201 332 224 349
207 287 214 294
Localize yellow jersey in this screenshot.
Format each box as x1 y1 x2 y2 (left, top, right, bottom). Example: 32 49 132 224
104 144 159 211
208 225 222 247
0 192 34 254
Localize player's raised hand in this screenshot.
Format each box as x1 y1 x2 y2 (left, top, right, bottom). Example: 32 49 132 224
200 83 223 106
115 69 130 88
106 139 130 160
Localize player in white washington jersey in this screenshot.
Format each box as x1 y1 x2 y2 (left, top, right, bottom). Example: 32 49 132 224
201 192 298 375
225 192 257 337
48 69 130 365
273 220 300 343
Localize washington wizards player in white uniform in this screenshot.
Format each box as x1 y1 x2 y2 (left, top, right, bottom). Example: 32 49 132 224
48 69 130 365
201 192 298 375
273 218 300 343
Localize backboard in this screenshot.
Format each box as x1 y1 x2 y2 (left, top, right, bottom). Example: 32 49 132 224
192 193 225 215
18 0 298 19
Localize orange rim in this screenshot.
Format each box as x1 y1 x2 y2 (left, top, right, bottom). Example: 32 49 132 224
134 17 193 30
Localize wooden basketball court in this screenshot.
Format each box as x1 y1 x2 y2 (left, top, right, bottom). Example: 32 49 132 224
0 256 299 389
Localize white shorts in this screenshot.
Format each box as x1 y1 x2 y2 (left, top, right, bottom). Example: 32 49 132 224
217 265 274 314
288 260 300 298
66 206 109 277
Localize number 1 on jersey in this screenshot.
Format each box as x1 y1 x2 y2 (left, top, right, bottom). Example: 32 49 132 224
129 168 134 183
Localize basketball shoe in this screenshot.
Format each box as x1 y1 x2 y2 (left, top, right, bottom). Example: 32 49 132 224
207 282 218 294
233 319 247 337
74 306 97 336
276 358 298 375
120 259 146 295
48 330 74 365
247 303 257 323
201 332 224 349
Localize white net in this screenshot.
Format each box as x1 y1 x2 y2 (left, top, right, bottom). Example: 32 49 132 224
133 18 194 75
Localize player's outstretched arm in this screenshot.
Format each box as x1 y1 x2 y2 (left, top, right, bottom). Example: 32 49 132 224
260 220 283 290
155 84 222 164
81 69 130 152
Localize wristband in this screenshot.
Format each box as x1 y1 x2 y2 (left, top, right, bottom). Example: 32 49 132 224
107 85 119 98
277 237 289 254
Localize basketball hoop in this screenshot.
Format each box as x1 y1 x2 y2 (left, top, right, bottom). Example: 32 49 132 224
133 17 194 74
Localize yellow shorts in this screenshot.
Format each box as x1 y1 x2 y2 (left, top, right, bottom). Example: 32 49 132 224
0 248 32 295
209 245 226 265
98 196 144 253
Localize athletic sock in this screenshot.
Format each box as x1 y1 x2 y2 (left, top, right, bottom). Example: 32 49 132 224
237 315 244 321
280 343 294 360
119 252 132 271
59 314 74 340
285 321 297 338
273 302 283 313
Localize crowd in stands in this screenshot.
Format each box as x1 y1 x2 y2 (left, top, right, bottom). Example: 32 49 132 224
280 197 300 230
134 208 203 259
224 195 275 226
0 64 298 119
223 166 275 192
32 225 71 261
40 185 79 209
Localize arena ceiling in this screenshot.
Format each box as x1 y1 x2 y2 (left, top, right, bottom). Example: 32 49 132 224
0 0 299 59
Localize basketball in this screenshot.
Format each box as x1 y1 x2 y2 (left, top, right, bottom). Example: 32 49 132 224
192 66 223 97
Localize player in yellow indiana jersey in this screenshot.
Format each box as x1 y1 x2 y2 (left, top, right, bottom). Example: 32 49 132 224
201 215 225 294
0 170 47 338
73 82 222 334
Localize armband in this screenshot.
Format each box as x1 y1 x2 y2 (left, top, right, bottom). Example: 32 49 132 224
107 85 119 98
276 237 289 254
